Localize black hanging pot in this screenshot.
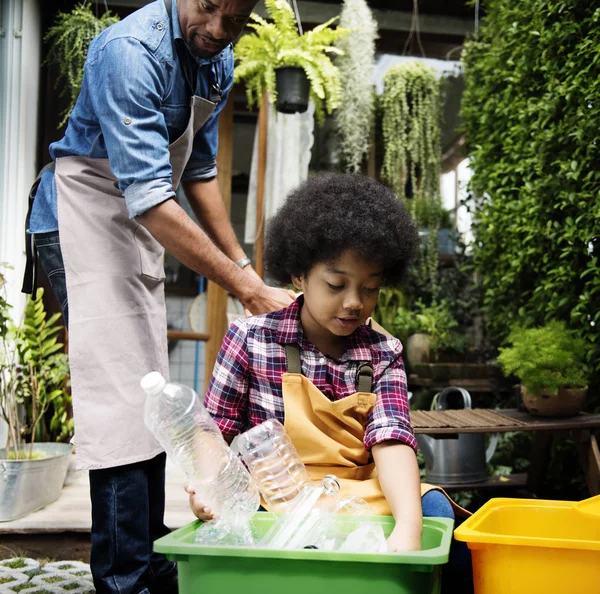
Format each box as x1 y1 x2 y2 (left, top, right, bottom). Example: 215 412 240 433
275 66 310 114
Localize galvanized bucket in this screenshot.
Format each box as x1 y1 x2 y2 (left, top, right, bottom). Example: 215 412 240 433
0 442 73 521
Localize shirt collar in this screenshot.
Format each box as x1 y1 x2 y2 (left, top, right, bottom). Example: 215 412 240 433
169 0 231 65
273 296 373 363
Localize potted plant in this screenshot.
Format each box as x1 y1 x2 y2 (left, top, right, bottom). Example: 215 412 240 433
497 321 589 417
333 0 378 172
234 0 348 123
0 269 73 521
44 1 120 127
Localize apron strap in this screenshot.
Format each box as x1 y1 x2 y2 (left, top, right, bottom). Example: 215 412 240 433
284 343 373 393
356 362 373 394
285 343 302 374
22 161 56 295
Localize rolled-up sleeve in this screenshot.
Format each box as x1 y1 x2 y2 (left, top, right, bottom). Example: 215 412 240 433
364 353 417 452
181 50 235 182
204 318 250 436
86 37 175 218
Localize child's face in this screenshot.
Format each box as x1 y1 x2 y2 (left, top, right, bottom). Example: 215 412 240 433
292 250 383 350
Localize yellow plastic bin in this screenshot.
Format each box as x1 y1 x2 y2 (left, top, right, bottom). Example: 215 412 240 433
154 513 454 594
454 496 600 594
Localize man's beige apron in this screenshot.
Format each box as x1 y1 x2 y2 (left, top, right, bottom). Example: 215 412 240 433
280 343 469 517
56 96 215 470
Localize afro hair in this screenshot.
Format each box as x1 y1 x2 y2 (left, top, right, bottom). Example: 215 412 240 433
264 173 418 287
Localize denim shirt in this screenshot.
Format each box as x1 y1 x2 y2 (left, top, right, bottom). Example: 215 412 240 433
29 0 234 233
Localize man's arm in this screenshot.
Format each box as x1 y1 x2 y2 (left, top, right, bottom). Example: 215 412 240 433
182 178 246 262
136 198 292 315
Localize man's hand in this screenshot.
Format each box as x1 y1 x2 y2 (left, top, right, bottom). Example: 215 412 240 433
185 483 217 522
240 270 297 316
386 523 422 553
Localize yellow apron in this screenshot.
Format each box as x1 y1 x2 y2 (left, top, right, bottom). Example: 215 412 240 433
280 343 468 517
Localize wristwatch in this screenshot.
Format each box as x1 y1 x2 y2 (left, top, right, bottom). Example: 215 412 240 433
235 256 252 269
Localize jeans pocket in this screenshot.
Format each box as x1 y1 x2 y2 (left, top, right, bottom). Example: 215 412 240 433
133 224 166 281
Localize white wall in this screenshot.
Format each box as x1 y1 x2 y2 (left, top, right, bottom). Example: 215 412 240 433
0 0 41 447
0 0 41 322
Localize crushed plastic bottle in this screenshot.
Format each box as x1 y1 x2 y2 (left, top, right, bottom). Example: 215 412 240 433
231 418 313 511
140 372 259 543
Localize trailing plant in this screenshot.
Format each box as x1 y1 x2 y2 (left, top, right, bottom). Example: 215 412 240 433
333 0 378 172
461 0 600 377
381 62 443 298
497 321 589 397
45 2 120 127
234 0 348 125
0 277 71 459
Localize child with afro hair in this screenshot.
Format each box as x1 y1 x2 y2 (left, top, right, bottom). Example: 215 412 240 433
191 173 460 555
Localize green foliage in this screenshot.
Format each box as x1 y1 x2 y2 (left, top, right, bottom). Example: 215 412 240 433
411 299 467 356
372 288 410 337
497 321 589 396
44 2 120 127
461 0 600 375
333 0 378 172
234 0 348 125
381 62 443 298
0 277 71 459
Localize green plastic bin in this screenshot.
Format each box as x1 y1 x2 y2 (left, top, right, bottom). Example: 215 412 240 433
154 513 454 594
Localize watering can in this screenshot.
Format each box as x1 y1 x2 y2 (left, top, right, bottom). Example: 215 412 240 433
417 387 499 485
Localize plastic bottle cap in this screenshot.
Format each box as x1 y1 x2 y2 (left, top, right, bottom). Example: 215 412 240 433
140 371 167 395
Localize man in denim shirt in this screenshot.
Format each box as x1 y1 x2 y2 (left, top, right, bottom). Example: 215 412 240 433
25 1 293 593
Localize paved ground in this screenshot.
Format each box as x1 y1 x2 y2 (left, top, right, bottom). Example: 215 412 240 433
0 558 94 593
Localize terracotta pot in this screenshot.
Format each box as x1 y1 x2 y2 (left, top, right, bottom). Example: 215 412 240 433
405 333 431 367
521 385 587 417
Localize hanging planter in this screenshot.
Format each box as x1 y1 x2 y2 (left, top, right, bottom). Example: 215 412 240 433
234 0 348 124
381 62 443 299
333 0 378 173
274 66 310 114
44 1 120 127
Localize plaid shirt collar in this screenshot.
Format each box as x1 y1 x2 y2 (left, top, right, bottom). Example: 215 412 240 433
271 296 375 363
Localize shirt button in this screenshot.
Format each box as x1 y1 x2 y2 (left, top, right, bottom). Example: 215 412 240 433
123 118 131 125
157 22 164 31
319 357 325 364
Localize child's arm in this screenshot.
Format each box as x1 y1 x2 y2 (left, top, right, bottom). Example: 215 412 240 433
364 345 422 551
372 441 422 552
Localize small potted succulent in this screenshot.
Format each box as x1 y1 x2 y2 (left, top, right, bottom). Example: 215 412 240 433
497 321 589 417
233 0 348 123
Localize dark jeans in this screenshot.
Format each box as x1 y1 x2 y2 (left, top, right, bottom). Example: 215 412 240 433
34 231 177 594
89 453 177 594
35 231 69 327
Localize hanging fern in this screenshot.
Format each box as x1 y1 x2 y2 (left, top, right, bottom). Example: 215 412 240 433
333 0 378 173
234 0 348 125
381 62 443 299
44 2 120 127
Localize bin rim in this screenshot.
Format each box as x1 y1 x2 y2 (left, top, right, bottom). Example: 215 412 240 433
154 514 454 565
454 497 600 551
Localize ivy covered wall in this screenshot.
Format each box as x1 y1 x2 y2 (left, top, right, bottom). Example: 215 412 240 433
462 1 600 374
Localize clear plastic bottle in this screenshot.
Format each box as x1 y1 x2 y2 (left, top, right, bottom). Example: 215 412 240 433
140 372 259 519
231 418 312 511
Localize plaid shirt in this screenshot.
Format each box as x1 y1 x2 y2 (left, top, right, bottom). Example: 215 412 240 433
204 297 417 452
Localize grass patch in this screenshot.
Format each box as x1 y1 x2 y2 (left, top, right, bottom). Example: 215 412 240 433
72 571 89 577
0 575 15 584
63 583 82 590
4 558 27 568
42 575 64 583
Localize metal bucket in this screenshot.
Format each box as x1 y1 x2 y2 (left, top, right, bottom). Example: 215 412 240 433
0 442 73 521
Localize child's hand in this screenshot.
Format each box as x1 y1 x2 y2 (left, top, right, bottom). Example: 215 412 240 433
185 483 218 522
386 524 421 553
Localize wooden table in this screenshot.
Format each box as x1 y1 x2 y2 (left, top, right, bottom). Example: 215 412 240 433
410 409 600 495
